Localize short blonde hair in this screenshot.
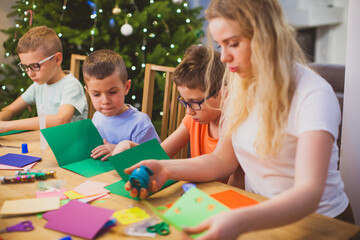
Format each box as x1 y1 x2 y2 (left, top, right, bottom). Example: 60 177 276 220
17 26 63 55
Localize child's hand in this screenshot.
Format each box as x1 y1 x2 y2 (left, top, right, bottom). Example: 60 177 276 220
183 210 247 240
112 140 139 156
124 160 170 199
91 139 116 161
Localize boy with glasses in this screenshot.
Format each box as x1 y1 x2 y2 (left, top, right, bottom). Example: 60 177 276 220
113 45 225 159
0 26 88 133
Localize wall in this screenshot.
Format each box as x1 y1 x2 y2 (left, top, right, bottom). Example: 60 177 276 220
340 0 360 226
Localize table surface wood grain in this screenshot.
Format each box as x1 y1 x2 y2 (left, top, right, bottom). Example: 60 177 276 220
0 130 359 240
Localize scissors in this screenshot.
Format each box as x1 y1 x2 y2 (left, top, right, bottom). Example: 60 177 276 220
0 221 34 233
0 144 20 149
146 221 170 236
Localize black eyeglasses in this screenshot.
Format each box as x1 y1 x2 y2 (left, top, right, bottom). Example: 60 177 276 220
18 54 56 72
177 91 217 111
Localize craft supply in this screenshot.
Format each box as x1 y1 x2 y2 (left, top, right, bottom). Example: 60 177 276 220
21 143 28 153
146 221 170 236
129 166 153 192
0 197 60 216
0 144 20 149
182 183 196 192
123 218 158 237
0 221 34 233
16 170 56 179
0 175 35 184
0 153 41 168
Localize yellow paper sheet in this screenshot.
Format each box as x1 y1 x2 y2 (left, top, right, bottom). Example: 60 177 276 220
113 207 150 225
0 196 60 216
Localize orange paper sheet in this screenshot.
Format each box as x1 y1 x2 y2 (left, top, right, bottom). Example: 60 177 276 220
210 190 258 209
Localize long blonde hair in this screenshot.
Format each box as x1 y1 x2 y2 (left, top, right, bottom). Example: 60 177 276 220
206 0 306 156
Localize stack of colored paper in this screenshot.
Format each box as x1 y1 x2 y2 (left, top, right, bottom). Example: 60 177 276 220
64 180 110 203
43 200 115 239
0 153 41 170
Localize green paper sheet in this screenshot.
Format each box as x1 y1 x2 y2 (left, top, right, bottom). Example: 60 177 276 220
164 187 230 238
107 139 176 199
0 130 28 136
41 119 113 177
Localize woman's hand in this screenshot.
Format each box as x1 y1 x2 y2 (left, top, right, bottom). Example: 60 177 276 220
91 139 116 161
124 160 170 199
112 140 138 156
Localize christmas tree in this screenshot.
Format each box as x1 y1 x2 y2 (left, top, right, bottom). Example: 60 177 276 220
0 0 204 132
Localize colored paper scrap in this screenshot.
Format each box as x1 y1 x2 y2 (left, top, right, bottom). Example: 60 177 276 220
78 193 109 203
0 161 37 170
0 153 41 167
107 139 176 199
113 207 150 225
163 188 229 233
36 188 68 200
73 180 109 196
64 191 85 199
210 189 258 209
0 197 60 216
0 130 28 136
43 200 115 240
41 119 114 177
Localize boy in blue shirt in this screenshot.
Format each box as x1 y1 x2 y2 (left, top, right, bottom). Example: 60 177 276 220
0 26 88 133
82 49 160 160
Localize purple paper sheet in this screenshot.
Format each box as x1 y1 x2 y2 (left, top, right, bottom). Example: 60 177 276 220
0 153 41 167
43 200 114 239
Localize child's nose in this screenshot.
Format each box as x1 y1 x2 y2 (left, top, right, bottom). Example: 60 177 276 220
27 69 36 77
101 94 111 104
186 105 196 115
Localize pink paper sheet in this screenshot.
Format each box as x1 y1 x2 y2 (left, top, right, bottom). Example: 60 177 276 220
0 161 37 170
43 200 114 239
73 180 109 196
36 188 68 200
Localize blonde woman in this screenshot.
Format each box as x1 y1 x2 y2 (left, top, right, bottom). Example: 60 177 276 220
124 0 353 239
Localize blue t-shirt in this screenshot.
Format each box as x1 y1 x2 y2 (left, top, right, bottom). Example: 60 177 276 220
92 104 160 144
21 73 88 122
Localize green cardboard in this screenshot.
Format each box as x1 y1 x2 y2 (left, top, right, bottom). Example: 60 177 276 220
0 130 28 136
41 119 113 177
107 139 176 199
163 187 230 237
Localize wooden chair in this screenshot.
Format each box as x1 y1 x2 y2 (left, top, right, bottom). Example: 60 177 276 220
142 63 188 158
69 54 96 119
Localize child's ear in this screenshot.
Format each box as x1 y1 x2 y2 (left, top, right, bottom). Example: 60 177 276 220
124 79 131 95
54 52 63 65
84 85 88 93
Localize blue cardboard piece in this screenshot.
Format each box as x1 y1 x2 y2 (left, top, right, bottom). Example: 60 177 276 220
0 153 41 167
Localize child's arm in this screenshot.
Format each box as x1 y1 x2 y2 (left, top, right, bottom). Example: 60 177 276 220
0 103 75 133
184 130 334 239
0 97 28 121
112 140 139 156
161 123 190 158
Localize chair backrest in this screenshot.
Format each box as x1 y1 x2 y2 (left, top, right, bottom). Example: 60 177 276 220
142 63 188 158
309 63 345 151
70 54 96 119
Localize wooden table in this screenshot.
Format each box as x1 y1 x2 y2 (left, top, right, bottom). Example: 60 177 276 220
1 130 359 240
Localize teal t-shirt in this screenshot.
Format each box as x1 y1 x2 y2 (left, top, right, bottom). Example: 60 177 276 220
22 73 88 122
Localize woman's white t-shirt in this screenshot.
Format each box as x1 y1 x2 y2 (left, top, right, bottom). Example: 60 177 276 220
232 64 348 217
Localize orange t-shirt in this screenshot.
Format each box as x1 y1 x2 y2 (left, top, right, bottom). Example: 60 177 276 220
182 115 218 157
